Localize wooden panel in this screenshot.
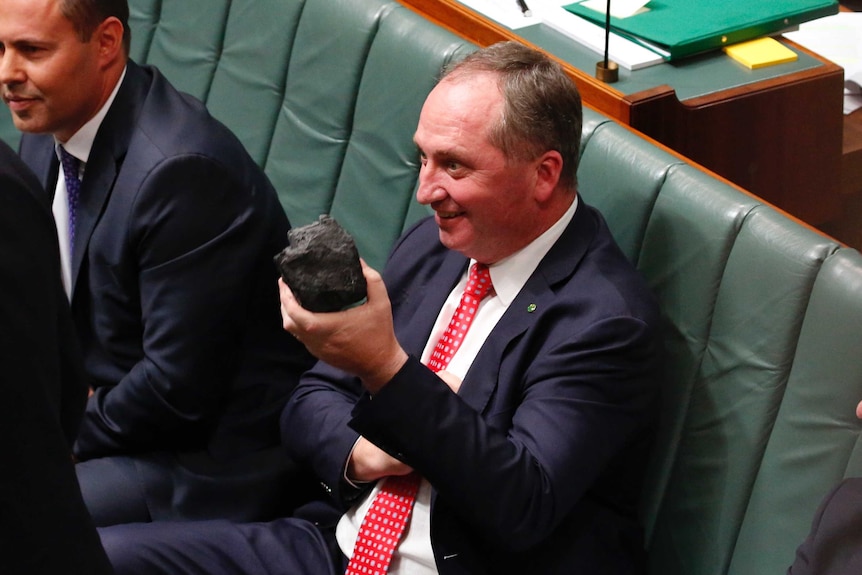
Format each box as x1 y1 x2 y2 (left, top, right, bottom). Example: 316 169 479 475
843 109 862 196
627 42 844 224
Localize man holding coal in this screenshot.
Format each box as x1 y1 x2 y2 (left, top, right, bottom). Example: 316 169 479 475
101 41 661 575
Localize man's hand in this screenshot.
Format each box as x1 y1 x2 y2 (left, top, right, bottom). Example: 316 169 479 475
436 370 462 393
279 260 409 393
347 437 413 482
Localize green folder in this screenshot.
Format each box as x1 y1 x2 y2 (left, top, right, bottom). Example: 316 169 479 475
563 0 839 61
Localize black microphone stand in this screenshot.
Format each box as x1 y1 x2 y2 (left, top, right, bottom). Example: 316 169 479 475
595 0 619 83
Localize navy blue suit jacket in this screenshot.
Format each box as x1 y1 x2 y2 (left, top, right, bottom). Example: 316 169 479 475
18 62 314 520
789 478 862 575
283 202 661 574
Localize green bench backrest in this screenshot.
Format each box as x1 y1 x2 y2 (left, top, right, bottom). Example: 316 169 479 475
579 114 862 575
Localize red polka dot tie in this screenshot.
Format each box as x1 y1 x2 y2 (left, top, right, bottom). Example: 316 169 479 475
345 263 493 575
427 263 493 373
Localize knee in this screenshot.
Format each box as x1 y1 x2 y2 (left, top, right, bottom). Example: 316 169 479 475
77 458 151 527
98 524 160 574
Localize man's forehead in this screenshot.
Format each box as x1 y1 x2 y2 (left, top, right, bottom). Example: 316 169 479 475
0 0 68 36
427 76 501 120
437 71 501 98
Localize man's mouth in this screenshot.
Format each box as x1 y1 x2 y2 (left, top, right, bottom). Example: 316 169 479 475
3 93 37 111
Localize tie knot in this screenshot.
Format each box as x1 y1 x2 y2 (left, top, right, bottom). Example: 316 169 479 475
467 262 493 301
59 146 80 180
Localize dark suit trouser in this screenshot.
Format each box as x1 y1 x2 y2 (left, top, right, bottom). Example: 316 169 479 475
78 447 299 526
77 456 152 525
100 518 346 575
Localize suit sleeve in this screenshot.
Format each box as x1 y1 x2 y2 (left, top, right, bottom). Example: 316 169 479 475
788 479 862 575
281 360 370 506
74 154 297 458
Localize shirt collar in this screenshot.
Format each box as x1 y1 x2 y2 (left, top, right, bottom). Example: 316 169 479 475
55 66 127 163
483 194 579 306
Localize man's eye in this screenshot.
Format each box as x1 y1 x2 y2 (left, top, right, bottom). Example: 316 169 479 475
447 162 461 171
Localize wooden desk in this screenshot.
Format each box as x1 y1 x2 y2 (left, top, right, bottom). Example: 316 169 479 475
844 109 862 196
399 0 845 225
839 3 862 198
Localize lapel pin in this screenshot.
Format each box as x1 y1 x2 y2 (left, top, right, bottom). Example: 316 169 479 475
527 303 537 313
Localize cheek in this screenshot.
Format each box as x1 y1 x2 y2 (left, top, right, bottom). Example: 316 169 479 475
484 185 534 230
26 62 64 98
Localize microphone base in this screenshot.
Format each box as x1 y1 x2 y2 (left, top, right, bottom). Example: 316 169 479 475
595 61 619 83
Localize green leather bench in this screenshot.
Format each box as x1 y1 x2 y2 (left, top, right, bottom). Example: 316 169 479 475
2 0 861 573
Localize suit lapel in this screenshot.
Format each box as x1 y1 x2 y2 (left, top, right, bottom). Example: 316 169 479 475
458 201 596 414
70 63 146 296
397 252 469 358
70 146 118 291
458 279 549 414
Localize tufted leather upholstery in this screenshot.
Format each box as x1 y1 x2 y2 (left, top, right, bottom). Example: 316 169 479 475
581 116 862 575
1 1 861 573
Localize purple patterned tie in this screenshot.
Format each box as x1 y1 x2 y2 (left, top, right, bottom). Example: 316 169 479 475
59 146 81 254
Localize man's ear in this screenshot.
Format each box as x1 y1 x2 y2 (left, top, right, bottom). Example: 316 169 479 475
95 17 125 66
533 150 564 203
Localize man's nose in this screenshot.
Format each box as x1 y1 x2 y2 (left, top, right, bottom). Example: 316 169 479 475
0 50 24 87
415 164 446 205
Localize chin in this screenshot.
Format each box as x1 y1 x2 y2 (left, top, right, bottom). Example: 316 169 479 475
437 227 490 261
437 230 464 252
12 117 47 135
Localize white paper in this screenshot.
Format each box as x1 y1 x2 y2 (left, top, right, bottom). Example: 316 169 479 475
783 13 862 114
578 0 650 19
457 0 541 30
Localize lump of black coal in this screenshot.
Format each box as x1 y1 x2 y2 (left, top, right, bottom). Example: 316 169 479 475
273 215 367 312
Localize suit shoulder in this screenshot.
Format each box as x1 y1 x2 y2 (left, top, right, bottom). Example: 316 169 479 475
133 66 251 165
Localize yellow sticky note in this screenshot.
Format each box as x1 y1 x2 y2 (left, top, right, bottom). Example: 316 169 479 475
724 37 798 69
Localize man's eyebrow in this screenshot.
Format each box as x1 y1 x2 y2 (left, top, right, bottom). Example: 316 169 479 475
414 144 461 159
5 37 54 48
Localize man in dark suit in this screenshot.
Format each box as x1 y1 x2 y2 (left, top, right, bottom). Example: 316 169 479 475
0 138 112 574
788 400 862 574
0 0 314 526
100 41 661 574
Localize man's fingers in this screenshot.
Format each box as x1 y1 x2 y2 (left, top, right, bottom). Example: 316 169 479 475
436 370 462 393
360 259 386 303
278 278 305 333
